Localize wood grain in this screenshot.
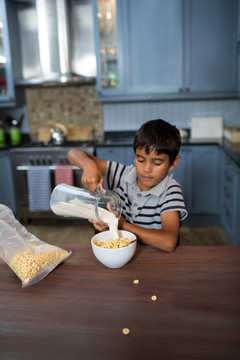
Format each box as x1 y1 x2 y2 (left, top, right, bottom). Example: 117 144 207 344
0 245 240 360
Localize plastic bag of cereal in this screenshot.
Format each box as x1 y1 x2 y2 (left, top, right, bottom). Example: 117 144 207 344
0 204 71 288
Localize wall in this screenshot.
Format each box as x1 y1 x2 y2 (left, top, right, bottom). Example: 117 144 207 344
25 84 104 139
5 85 239 138
103 99 240 131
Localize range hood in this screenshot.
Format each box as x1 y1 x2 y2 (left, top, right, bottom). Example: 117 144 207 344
14 0 96 86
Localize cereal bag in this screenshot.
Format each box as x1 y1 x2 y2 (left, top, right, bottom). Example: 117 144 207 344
0 204 71 287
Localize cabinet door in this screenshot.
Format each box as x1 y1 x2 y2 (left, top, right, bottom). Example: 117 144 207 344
173 145 219 214
0 150 16 212
232 165 240 245
172 146 192 211
124 0 183 94
190 146 219 213
185 0 237 93
0 0 15 106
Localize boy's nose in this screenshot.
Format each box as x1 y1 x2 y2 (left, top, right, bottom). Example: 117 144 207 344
144 162 152 172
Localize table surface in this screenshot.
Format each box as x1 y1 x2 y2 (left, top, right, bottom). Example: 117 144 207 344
1 245 240 360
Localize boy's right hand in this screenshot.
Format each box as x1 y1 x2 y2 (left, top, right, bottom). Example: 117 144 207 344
81 167 104 192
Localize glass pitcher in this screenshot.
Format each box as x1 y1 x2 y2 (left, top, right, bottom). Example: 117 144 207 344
50 183 122 223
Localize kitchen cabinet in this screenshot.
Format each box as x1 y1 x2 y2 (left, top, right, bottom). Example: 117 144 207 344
93 0 237 101
234 168 240 245
0 0 15 106
0 150 16 212
220 151 240 245
172 145 219 214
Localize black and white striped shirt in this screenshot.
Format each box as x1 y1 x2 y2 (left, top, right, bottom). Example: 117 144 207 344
106 161 188 229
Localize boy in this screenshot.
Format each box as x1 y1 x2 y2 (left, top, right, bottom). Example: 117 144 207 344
67 119 188 252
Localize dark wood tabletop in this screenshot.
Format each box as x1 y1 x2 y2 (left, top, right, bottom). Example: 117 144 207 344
0 245 240 360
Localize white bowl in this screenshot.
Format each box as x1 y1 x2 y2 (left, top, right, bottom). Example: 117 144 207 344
91 230 137 268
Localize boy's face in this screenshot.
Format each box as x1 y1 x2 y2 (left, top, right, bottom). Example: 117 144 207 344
134 147 179 191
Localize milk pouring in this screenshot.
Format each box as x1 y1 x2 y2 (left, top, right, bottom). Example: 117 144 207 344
50 184 122 239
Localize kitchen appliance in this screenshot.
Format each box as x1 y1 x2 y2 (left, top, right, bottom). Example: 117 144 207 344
10 141 95 223
50 123 68 145
190 116 223 139
10 0 96 85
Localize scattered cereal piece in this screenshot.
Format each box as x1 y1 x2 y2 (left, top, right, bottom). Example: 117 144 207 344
122 328 130 335
133 279 139 284
151 295 157 301
13 227 17 231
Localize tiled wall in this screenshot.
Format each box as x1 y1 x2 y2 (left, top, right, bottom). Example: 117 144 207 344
25 84 103 138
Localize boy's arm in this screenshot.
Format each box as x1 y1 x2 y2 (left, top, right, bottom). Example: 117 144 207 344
67 149 107 191
118 211 180 252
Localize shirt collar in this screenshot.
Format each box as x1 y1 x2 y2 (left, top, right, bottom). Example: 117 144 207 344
122 166 171 196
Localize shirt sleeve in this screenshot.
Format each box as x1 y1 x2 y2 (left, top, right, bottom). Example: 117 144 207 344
106 161 128 191
161 182 188 221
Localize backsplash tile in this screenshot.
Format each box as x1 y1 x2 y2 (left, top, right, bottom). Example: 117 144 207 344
25 84 103 139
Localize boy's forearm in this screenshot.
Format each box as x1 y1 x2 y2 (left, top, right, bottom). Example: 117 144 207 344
118 219 179 252
67 148 107 191
67 149 95 170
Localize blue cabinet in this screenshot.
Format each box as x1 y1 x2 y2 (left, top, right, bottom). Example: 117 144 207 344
94 0 237 101
0 150 16 212
233 168 240 245
185 0 237 94
220 151 240 245
0 0 15 106
172 145 219 214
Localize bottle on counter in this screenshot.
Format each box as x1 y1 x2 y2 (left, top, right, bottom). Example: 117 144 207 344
0 119 6 148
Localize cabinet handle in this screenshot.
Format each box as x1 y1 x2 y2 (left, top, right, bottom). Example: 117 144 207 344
224 186 230 198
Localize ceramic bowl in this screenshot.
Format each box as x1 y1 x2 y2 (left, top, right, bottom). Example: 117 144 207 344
91 230 137 268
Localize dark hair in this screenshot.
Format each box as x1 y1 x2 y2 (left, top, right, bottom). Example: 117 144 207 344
133 119 181 164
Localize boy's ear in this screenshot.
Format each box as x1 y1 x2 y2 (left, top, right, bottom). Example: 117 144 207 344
169 156 180 171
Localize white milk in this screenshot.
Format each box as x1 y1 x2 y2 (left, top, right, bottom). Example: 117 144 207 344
51 198 119 239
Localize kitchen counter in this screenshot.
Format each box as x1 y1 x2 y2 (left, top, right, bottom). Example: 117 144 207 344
98 132 240 167
2 132 240 167
1 244 240 360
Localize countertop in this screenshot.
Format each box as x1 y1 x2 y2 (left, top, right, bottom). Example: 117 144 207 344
99 132 240 167
1 244 240 360
1 132 240 167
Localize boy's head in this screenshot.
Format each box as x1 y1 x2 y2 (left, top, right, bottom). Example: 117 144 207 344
133 119 181 165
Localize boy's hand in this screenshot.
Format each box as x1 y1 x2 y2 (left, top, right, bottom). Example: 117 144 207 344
81 167 104 191
88 219 108 232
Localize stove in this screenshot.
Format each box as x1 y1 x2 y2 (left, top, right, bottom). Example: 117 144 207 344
10 141 95 223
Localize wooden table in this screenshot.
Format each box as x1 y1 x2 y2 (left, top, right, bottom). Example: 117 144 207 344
0 245 240 360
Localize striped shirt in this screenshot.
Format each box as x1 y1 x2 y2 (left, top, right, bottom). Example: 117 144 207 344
106 161 188 230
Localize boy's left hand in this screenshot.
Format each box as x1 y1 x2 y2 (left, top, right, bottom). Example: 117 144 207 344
88 219 108 232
